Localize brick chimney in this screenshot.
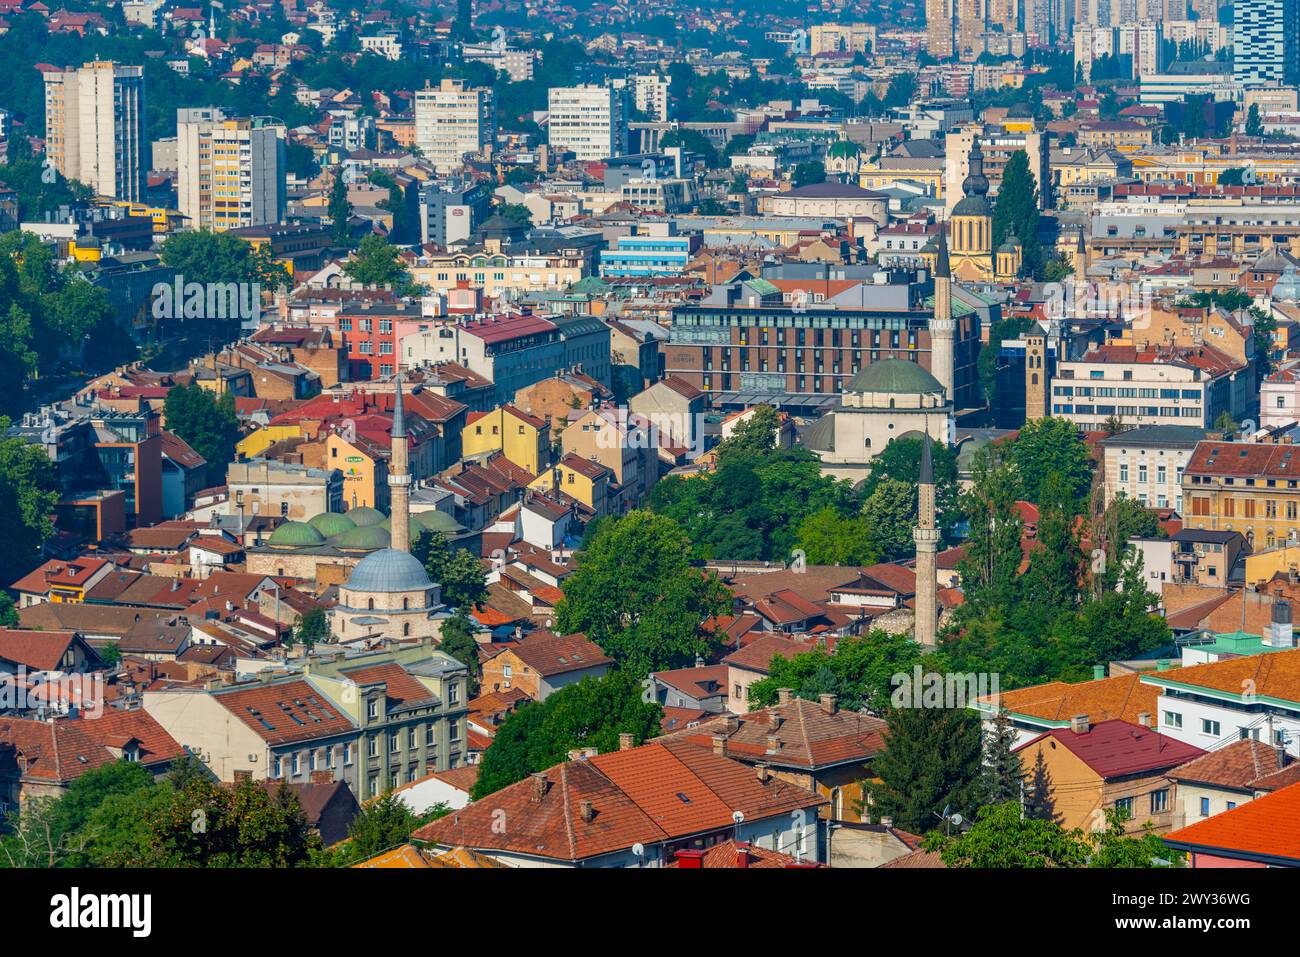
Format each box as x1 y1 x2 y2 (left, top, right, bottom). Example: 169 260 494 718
619 732 634 751
1071 714 1090 734
777 687 793 705
529 772 549 802
1136 712 1151 728
579 799 595 823
819 693 838 715
711 733 727 756
310 770 333 784
735 842 752 868
766 733 782 754
755 763 771 783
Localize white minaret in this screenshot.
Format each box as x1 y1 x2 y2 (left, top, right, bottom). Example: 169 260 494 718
388 374 412 554
932 229 956 408
913 431 940 649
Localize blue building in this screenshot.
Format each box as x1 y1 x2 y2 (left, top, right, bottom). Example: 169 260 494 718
599 234 692 278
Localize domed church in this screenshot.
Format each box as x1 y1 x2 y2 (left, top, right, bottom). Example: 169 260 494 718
329 379 447 642
948 139 1021 283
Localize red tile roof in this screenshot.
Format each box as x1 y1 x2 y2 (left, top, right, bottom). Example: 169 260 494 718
214 680 355 745
1014 719 1204 778
0 629 81 671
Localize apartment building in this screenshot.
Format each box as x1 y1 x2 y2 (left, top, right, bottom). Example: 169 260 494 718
177 109 286 231
547 84 626 162
413 79 496 174
1097 424 1206 511
43 60 146 201
1049 344 1242 431
1183 440 1300 550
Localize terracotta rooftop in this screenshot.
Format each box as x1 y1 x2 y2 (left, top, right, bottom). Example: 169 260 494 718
980 672 1160 726
1164 779 1300 865
412 738 824 863
1014 719 1205 779
1169 738 1295 793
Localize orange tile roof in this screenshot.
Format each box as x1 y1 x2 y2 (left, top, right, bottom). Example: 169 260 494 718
1164 780 1300 864
1143 646 1300 703
983 672 1160 726
214 679 355 745
412 739 824 863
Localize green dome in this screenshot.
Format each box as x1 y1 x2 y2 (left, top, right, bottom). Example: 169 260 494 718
267 521 327 548
415 510 465 534
345 506 385 527
332 524 391 551
308 512 356 537
827 139 861 159
379 515 426 542
846 358 944 395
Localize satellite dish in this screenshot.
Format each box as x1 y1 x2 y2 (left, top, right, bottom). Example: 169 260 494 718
631 842 645 857
732 810 745 824
949 813 963 827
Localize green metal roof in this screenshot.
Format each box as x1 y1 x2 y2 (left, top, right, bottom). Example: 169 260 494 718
267 521 327 548
846 357 943 395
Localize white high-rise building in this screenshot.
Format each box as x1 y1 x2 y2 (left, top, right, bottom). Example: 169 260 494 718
631 75 671 121
177 108 286 231
413 79 496 174
547 84 627 162
43 61 146 201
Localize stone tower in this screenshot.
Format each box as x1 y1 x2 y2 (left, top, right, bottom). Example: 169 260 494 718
913 431 940 649
388 374 412 554
1025 332 1048 421
931 229 956 408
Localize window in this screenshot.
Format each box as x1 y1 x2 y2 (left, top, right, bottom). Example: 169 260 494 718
342 743 353 765
448 682 459 705
1202 718 1221 737
367 699 378 719
1163 710 1182 729
449 718 461 742
1114 796 1134 818
1200 797 1210 817
291 752 300 776
367 736 378 758
390 732 400 753
1150 788 1168 813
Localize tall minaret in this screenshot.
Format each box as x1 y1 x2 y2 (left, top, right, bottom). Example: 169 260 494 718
388 374 412 554
913 431 940 649
932 229 956 408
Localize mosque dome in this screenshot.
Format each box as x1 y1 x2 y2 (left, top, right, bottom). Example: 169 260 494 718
345 548 434 593
267 521 326 548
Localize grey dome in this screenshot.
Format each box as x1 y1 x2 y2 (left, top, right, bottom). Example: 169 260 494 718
846 358 943 395
345 548 433 593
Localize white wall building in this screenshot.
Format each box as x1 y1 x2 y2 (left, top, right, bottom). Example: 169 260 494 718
414 79 496 174
177 109 286 231
547 84 626 162
43 61 146 201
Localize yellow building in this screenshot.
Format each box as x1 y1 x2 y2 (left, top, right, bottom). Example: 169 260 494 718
236 425 303 460
461 405 550 476
529 454 616 517
947 140 1019 282
327 433 386 510
1183 441 1300 551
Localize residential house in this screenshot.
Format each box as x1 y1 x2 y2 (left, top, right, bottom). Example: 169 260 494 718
479 630 612 700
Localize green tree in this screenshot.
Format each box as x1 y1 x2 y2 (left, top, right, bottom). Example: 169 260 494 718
747 630 930 712
472 672 662 799
328 171 353 246
1246 103 1263 137
335 792 421 864
792 160 826 187
956 443 1025 612
1023 748 1058 822
927 800 1090 867
413 530 487 611
159 230 288 290
437 608 481 694
796 506 879 566
991 150 1042 275
1010 416 1093 510
858 480 917 561
343 233 415 292
554 511 732 674
0 420 60 588
981 710 1024 805
291 607 329 649
715 405 779 464
865 706 984 833
862 435 961 538
162 383 240 485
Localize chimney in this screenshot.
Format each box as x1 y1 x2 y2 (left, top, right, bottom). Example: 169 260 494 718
819 693 838 715
755 763 771 783
1137 712 1151 728
766 733 782 754
566 747 597 761
777 687 793 705
579 799 596 823
619 732 635 751
1071 714 1090 734
711 733 727 756
674 849 705 868
529 772 549 802
310 770 333 784
1093 664 1106 680
233 769 252 783
735 842 752 868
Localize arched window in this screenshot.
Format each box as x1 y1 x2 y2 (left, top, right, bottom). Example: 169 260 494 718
367 598 374 610
403 597 410 610
1031 373 1039 385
